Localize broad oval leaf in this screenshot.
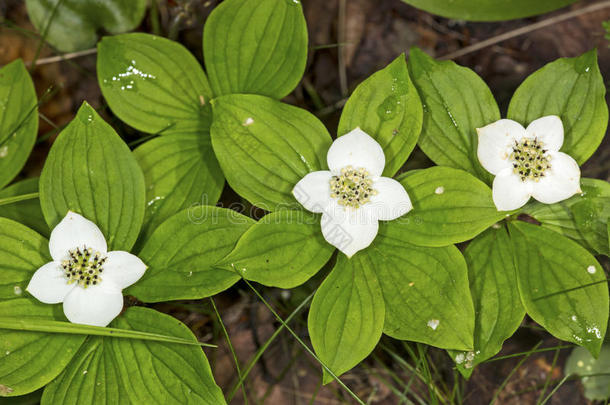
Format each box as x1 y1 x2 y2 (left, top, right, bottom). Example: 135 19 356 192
0 218 84 396
127 206 254 302
203 0 308 98
373 225 475 351
308 252 385 384
216 210 333 288
26 0 147 52
39 103 145 251
387 166 504 246
408 48 499 183
0 178 48 238
338 54 423 177
41 307 225 404
507 50 608 164
0 59 38 189
133 134 224 245
508 221 609 356
211 94 331 211
523 178 610 250
401 0 577 21
571 197 610 256
98 33 213 137
452 226 525 376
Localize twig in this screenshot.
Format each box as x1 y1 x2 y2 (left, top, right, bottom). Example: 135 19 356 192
27 48 97 67
440 0 610 60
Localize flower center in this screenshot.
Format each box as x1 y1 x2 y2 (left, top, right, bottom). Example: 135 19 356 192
329 165 377 209
61 246 107 288
510 138 551 182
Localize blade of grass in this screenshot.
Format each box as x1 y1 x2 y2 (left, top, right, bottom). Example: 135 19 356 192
483 344 573 363
227 289 314 402
488 341 543 405
209 297 249 405
539 374 570 405
379 343 435 405
242 279 366 405
0 192 39 206
533 279 610 301
30 0 65 71
536 346 561 405
0 316 217 347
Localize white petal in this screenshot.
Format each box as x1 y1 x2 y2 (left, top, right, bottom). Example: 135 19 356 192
492 168 532 211
62 281 123 327
102 251 147 290
531 151 581 204
320 210 378 258
26 262 75 304
292 171 333 213
327 128 385 177
49 211 107 262
525 115 563 152
477 119 526 175
368 177 413 221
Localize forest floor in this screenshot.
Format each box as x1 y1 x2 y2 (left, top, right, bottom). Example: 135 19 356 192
2 0 610 403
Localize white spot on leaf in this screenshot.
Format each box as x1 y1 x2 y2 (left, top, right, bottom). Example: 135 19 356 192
427 319 439 330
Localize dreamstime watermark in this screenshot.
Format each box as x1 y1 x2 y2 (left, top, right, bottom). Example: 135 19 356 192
185 188 423 231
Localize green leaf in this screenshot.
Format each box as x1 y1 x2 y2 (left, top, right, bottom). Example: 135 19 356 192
408 48 499 183
203 0 308 98
373 225 475 351
571 197 610 256
41 307 225 404
25 0 147 52
133 134 224 245
507 50 608 164
386 166 504 247
0 178 48 237
211 94 331 210
452 227 525 375
0 300 85 397
127 206 254 302
338 54 422 177
308 252 384 384
216 210 333 288
0 217 48 300
39 102 145 252
401 0 577 21
0 60 38 189
523 178 610 250
565 344 610 401
508 221 609 356
98 33 214 137
0 218 85 396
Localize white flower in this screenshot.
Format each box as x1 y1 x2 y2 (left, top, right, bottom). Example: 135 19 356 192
477 115 581 211
292 128 412 257
26 211 147 327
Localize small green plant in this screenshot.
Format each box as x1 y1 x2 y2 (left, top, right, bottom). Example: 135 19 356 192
1 0 609 403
